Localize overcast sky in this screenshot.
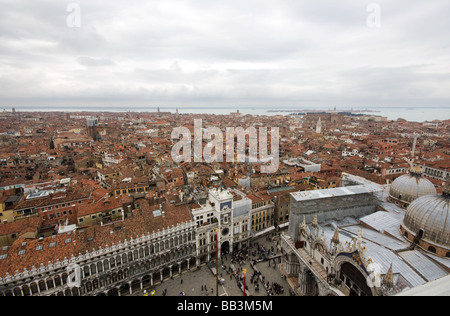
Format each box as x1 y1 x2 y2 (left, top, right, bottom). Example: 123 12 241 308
0 0 449 110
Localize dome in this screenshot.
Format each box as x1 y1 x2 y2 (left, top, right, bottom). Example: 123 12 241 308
389 167 436 208
402 193 450 251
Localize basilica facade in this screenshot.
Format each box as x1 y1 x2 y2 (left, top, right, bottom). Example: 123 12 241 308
281 182 450 296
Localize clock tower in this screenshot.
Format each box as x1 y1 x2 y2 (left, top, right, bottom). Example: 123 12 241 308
209 188 234 257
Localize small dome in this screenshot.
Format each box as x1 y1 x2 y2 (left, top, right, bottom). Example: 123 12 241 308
402 194 450 249
389 168 436 207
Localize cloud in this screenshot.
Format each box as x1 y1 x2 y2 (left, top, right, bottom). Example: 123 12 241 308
77 57 116 67
0 0 449 109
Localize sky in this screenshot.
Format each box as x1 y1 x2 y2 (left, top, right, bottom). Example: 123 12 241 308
0 0 450 110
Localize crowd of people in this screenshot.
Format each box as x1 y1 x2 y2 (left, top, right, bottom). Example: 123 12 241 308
218 232 292 296
142 231 294 296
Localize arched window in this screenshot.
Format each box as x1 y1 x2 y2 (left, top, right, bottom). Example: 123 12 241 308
13 287 22 296
4 290 13 297
22 285 31 296
428 246 436 253
61 273 68 285
418 229 424 239
38 280 46 292
54 275 62 287
446 252 450 258
90 263 97 275
97 262 103 273
103 260 110 271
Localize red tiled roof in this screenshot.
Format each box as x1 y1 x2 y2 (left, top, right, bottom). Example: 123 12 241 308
0 217 40 237
77 196 130 217
0 198 193 278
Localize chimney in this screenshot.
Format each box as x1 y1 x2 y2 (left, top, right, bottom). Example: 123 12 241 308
160 204 165 217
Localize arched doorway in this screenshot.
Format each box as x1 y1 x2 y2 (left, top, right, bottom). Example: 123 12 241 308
303 270 319 296
131 279 141 293
119 284 130 296
189 257 196 270
221 241 230 256
142 275 152 288
107 288 119 297
162 267 171 280
339 262 373 297
200 254 208 264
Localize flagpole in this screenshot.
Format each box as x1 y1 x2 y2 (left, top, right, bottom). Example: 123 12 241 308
216 228 219 297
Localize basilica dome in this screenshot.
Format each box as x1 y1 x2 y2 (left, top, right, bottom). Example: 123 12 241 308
389 167 436 208
401 186 450 257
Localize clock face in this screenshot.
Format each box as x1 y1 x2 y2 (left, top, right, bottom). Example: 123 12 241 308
222 228 229 236
220 202 232 211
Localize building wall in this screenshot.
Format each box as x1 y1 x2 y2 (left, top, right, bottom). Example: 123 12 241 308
400 225 450 260
251 204 274 233
0 205 15 224
113 186 149 197
0 231 37 247
289 193 376 242
275 194 291 228
420 165 449 181
0 222 197 297
0 234 15 247
77 207 123 227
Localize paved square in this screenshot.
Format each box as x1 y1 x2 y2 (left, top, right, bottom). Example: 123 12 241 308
135 230 293 297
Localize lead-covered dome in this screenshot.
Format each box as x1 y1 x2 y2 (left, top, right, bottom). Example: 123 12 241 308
389 167 436 208
401 185 450 257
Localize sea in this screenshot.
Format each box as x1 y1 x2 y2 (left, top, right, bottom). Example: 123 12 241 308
6 105 450 123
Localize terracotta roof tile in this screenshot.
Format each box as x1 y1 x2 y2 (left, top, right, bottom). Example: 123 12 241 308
0 198 193 278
